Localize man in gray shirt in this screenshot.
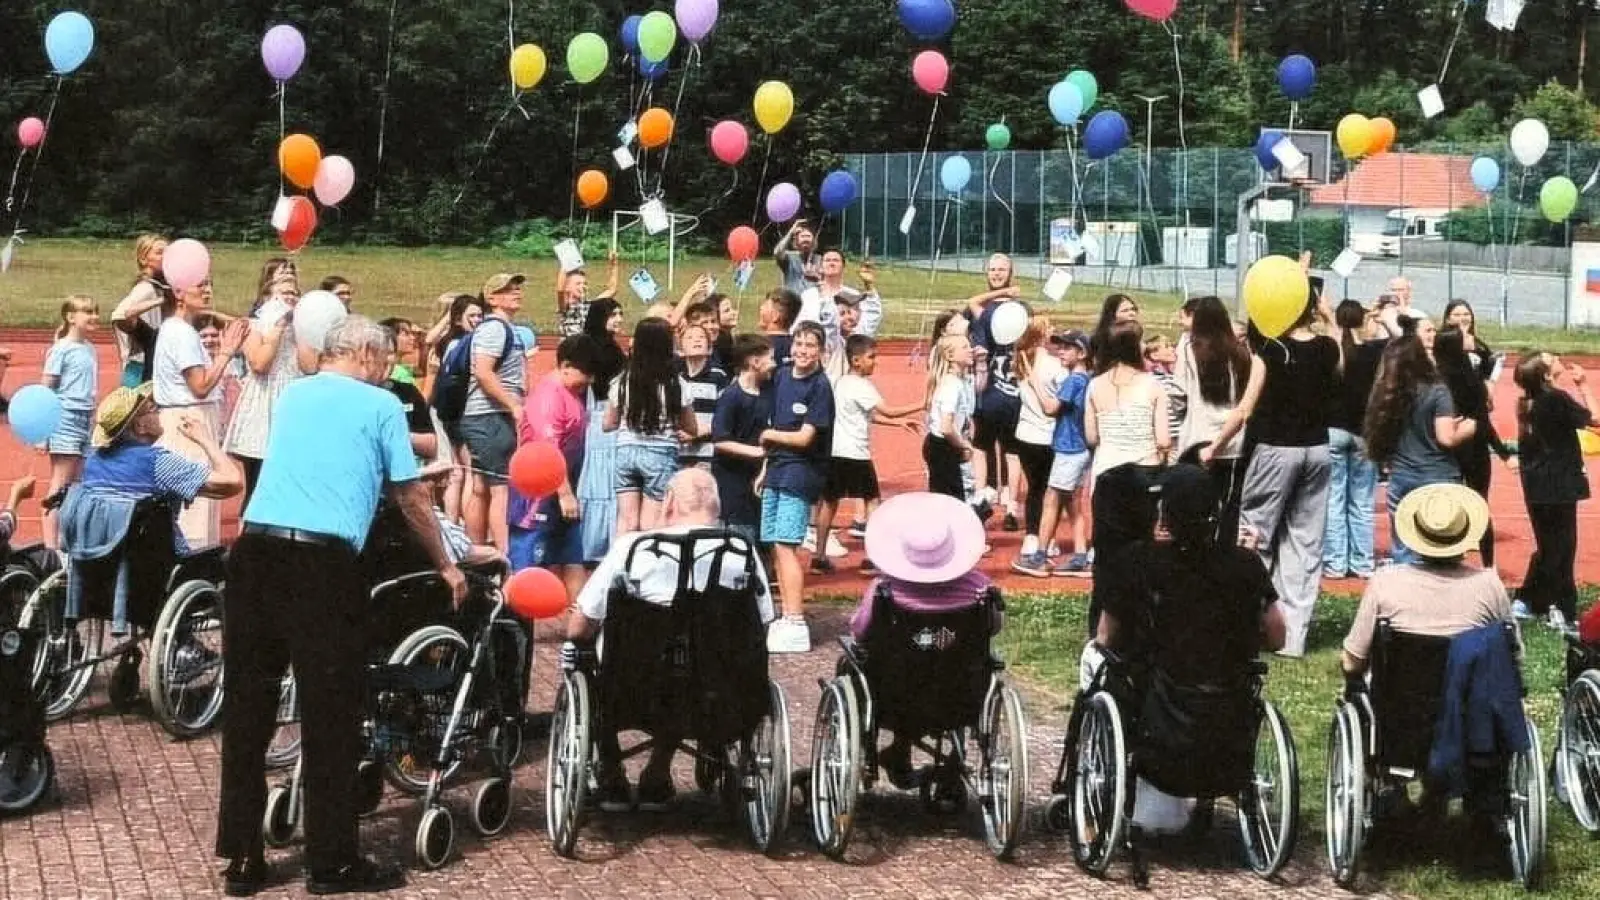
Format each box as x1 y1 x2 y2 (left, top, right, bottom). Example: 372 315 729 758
460 273 528 552
774 218 820 298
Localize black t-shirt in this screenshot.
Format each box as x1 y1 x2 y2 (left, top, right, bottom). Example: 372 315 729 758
1332 339 1386 434
967 304 1021 418
1521 389 1593 505
710 383 773 527
1145 543 1276 686
386 380 435 436
1248 334 1340 447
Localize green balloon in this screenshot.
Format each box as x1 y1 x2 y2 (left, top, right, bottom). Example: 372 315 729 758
566 32 608 84
1066 69 1098 113
986 123 1012 151
638 11 678 64
1541 175 1579 223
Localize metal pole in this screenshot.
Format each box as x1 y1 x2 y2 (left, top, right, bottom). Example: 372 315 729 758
1446 143 1454 303
1235 182 1274 317
981 149 989 258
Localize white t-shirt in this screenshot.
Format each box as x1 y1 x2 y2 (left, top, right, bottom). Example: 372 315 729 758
1015 351 1065 447
112 280 164 366
926 374 974 439
575 526 776 625
152 317 214 407
830 373 883 460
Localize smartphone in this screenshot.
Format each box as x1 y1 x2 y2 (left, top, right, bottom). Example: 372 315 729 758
1307 275 1325 298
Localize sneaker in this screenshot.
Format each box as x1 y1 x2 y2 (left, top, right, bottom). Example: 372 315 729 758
879 741 919 790
1512 600 1533 620
636 775 676 812
1054 553 1090 576
595 770 634 813
1020 535 1039 557
809 557 835 575
1322 568 1347 580
766 617 812 654
1045 541 1062 559
1011 553 1051 578
1548 608 1570 631
1002 513 1020 532
801 529 850 558
847 520 868 539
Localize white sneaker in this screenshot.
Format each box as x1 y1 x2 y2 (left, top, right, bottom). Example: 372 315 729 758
802 529 849 558
1020 535 1039 556
1548 609 1570 631
766 617 812 654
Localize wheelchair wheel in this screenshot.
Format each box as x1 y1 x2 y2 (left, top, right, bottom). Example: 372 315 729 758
1068 691 1129 876
23 572 95 721
108 650 143 713
1324 701 1367 888
545 670 593 858
745 681 793 855
383 625 469 795
264 674 301 769
977 679 1029 860
147 580 225 738
1507 715 1548 890
472 777 513 837
0 566 39 630
262 785 296 848
1559 670 1600 833
1239 700 1299 878
809 677 863 859
489 715 524 772
415 804 455 870
0 742 55 816
356 759 384 817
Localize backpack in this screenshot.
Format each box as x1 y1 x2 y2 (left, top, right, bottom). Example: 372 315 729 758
431 318 516 425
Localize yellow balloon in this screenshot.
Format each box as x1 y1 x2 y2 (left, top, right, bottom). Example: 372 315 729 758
1580 429 1600 456
753 81 794 135
1336 113 1372 160
1243 255 1310 340
510 43 546 91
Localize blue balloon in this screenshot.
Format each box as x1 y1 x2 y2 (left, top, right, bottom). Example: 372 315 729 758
898 0 957 42
621 15 643 53
940 156 972 194
1277 54 1316 102
45 11 95 75
819 170 859 214
8 385 63 446
1254 130 1285 171
514 325 537 349
1048 81 1084 127
639 55 667 80
1083 111 1130 161
1470 156 1501 193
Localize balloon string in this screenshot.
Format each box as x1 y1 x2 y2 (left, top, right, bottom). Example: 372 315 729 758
452 99 517 208
1288 101 1298 133
374 0 400 213
907 95 942 204
1163 19 1191 298
11 76 63 240
5 150 26 217
277 81 287 197
1438 0 1469 84
695 168 739 221
505 0 517 100
652 45 698 196
568 97 583 222
751 137 772 221
913 198 956 350
1065 125 1083 229
987 155 1013 219
1501 168 1527 326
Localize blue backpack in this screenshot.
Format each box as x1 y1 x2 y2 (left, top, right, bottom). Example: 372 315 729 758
430 319 515 425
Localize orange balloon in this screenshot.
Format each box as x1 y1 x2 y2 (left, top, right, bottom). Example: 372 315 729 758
509 440 566 499
505 566 568 622
1367 117 1397 156
278 134 322 190
637 107 674 150
576 169 609 209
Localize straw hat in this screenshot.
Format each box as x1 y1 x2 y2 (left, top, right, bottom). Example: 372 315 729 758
1393 483 1490 561
91 383 154 448
864 492 986 584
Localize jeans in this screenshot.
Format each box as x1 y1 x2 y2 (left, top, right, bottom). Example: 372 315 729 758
1324 428 1378 576
1386 469 1446 566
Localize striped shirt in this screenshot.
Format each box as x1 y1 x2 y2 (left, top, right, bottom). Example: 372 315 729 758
558 298 589 338
679 359 729 461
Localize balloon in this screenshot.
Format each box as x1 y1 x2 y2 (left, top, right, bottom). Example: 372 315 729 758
292 290 348 353
509 43 547 91
566 32 608 84
912 50 949 95
45 12 95 76
1336 114 1372 160
505 566 568 622
990 302 1029 346
986 123 1011 151
1254 130 1285 170
1470 156 1501 193
1243 255 1310 340
1048 81 1084 126
576 169 609 209
278 134 322 190
1083 111 1129 160
620 15 642 53
766 183 801 222
16 118 45 150
313 155 356 206
1276 54 1316 101
1125 0 1178 22
163 239 211 292
638 108 674 150
898 0 957 41
940 156 972 194
639 56 668 81
260 24 305 82
709 121 749 165
819 170 859 214
8 385 62 446
1065 70 1099 113
727 225 760 262
1510 118 1550 167
676 0 720 43
278 196 317 252
1541 176 1579 223
753 81 794 134
509 440 567 499
638 10 677 63
514 325 536 350
1366 117 1396 156
1581 429 1600 456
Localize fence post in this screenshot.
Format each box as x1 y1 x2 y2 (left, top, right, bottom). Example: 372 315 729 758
1447 144 1455 303
1566 140 1575 329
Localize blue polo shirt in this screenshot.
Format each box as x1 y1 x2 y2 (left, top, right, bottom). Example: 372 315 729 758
763 365 834 503
244 372 420 550
1052 370 1091 454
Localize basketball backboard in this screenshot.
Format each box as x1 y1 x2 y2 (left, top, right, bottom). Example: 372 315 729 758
1258 128 1334 185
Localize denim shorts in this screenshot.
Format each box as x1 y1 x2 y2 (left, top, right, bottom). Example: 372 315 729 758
514 516 586 568
458 413 516 483
760 490 812 546
614 442 677 501
1048 451 1092 492
48 408 93 457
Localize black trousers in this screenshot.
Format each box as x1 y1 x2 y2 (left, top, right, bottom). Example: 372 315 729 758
216 533 367 872
1015 440 1054 536
236 456 263 507
923 435 965 500
1523 502 1578 621
1206 457 1247 552
1459 447 1495 567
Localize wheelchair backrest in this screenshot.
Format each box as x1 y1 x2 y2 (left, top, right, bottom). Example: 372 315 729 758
1368 619 1519 773
0 625 45 744
861 581 999 733
67 496 180 628
360 502 437 587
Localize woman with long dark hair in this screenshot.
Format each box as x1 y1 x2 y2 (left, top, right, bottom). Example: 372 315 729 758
604 317 696 535
577 298 628 559
1322 300 1386 579
1174 295 1259 546
1435 325 1513 569
1514 353 1600 627
1443 299 1499 384
1088 293 1140 374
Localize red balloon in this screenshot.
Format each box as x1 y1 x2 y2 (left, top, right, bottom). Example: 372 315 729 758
1125 0 1178 21
510 440 566 499
505 566 568 622
278 196 317 252
727 225 759 262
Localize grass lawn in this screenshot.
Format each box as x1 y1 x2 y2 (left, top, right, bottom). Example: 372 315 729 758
992 589 1599 900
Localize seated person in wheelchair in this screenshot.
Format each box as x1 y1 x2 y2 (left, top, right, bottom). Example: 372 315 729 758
849 491 995 788
563 468 775 810
1 476 34 558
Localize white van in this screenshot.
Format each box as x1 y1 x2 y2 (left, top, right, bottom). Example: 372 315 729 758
1377 207 1450 257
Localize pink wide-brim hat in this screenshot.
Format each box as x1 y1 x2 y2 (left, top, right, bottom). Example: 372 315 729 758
864 492 987 585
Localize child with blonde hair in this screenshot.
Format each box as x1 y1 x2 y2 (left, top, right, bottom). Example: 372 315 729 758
41 296 101 548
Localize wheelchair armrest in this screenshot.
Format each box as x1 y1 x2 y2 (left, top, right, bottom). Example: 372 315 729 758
1343 673 1368 701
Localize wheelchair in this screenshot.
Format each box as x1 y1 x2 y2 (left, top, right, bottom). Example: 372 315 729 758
808 583 1028 860
546 529 793 858
1324 621 1546 890
1051 646 1299 886
0 619 54 816
1554 633 1600 834
17 498 226 738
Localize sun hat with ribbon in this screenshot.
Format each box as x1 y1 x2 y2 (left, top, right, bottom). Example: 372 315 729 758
91 383 154 449
864 492 987 584
1393 483 1490 561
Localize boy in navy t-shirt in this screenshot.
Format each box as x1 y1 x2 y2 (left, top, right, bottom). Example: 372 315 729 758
759 322 834 653
758 288 801 369
710 334 775 541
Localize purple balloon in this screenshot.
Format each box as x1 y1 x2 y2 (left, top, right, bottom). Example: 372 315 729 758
766 183 801 223
261 24 306 82
675 0 720 43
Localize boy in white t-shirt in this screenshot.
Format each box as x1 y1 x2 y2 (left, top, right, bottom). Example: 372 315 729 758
812 335 924 575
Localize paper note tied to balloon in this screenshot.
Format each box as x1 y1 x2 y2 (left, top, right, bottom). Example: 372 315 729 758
1043 268 1074 303
629 268 660 302
898 205 917 235
613 146 636 171
1417 85 1445 120
1486 0 1525 31
1270 139 1307 179
554 239 584 274
640 199 669 235
1331 249 1362 279
271 196 294 231
618 121 638 147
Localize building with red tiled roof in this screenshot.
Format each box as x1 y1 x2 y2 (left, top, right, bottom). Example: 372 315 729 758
1308 153 1486 257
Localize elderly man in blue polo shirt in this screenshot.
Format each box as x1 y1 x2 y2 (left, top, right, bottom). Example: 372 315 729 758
215 316 465 897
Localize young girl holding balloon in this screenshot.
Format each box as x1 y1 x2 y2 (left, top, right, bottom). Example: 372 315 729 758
40 296 101 549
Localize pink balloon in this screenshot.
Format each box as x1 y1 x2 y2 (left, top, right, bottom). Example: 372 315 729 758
313 155 356 206
163 239 211 292
708 120 748 166
1125 0 1178 22
912 50 949 96
16 117 44 149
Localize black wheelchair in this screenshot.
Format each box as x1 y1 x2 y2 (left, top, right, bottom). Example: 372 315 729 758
1553 633 1600 834
1324 621 1546 890
0 618 53 816
808 583 1028 860
546 529 793 858
1051 646 1299 886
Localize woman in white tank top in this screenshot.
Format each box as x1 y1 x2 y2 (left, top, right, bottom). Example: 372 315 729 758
1086 322 1170 479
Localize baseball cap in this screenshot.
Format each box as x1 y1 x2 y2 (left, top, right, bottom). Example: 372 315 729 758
482 273 526 296
1051 329 1089 351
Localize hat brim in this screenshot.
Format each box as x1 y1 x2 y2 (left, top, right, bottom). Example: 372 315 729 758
864 492 986 584
1394 483 1490 560
92 384 153 449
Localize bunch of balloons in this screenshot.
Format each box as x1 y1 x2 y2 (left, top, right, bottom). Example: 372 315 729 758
273 133 357 250
1048 70 1097 127
1335 114 1397 160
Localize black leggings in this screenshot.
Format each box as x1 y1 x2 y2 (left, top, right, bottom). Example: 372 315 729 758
236 455 263 507
1523 502 1577 621
923 435 965 500
1015 440 1054 536
1458 446 1495 567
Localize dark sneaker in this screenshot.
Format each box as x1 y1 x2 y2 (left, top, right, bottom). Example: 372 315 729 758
305 858 405 896
1010 553 1051 578
1002 513 1020 532
809 557 835 575
595 770 634 813
636 775 676 812
1054 553 1090 576
222 858 269 897
847 520 867 539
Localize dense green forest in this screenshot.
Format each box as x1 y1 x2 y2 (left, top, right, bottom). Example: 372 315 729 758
1 1 1598 246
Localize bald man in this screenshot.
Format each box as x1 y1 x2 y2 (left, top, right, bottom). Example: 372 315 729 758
1387 277 1413 310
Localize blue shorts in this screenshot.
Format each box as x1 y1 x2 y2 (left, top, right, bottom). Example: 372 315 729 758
514 516 586 568
48 407 92 457
760 490 812 546
614 442 677 501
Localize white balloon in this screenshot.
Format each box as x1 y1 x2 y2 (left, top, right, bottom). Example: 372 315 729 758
1510 118 1550 168
990 301 1029 346
293 290 348 353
